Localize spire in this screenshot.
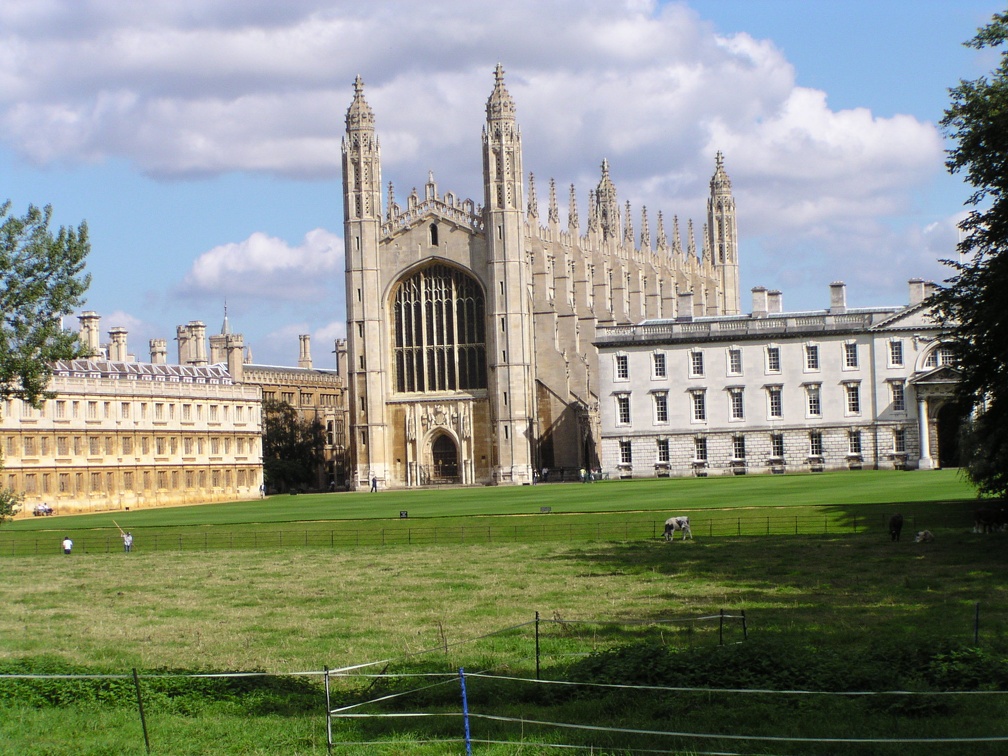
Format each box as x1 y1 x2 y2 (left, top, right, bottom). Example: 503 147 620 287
486 63 517 126
710 150 732 195
568 184 579 232
672 215 683 256
221 301 231 335
345 75 375 134
656 210 667 250
527 172 539 219
386 181 396 221
640 206 651 251
596 159 620 241
623 201 634 247
548 178 559 225
687 219 697 259
588 189 600 233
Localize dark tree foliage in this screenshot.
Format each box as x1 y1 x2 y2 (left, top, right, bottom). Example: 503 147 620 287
0 201 91 407
261 399 326 493
935 11 1008 497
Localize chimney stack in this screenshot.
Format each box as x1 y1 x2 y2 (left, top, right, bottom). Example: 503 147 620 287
298 334 313 369
751 287 768 318
829 282 847 314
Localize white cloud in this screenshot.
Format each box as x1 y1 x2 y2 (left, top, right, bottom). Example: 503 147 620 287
0 0 968 345
179 228 343 301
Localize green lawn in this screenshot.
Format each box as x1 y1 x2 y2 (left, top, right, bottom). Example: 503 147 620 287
2 468 1005 754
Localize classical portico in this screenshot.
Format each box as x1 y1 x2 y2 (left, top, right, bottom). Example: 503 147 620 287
909 366 962 470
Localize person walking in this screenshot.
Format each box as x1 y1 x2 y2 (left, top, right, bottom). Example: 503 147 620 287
61 536 73 555
370 475 378 492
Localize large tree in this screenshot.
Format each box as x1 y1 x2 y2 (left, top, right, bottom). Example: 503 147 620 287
935 10 1008 497
0 201 91 407
261 399 326 494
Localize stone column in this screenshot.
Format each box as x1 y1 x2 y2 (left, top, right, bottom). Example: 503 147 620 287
917 396 934 469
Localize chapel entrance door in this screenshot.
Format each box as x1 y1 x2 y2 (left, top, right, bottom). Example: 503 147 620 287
431 434 459 483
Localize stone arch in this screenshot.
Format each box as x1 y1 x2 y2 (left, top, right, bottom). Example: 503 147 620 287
390 262 487 394
423 431 459 484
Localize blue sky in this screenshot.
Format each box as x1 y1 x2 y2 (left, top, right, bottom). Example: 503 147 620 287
1 0 1003 367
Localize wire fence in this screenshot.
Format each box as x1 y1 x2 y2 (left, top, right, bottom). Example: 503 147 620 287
4 610 1007 754
0 511 934 556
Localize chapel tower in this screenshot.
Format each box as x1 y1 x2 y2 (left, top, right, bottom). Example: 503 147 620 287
482 64 536 483
342 75 388 485
707 151 741 314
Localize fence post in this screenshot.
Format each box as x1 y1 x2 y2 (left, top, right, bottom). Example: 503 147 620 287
132 667 151 755
324 667 333 756
459 668 473 756
742 609 747 641
178 534 182 552
719 608 725 645
535 611 541 680
975 602 980 645
737 518 740 536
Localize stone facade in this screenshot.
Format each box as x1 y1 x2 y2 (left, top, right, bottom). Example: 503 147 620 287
1 359 263 515
596 280 961 479
343 67 741 489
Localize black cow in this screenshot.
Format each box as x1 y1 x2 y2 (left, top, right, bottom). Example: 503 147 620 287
888 513 904 542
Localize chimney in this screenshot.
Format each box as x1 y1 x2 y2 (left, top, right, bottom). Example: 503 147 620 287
226 334 245 382
189 321 207 366
298 334 313 369
78 311 101 357
107 327 129 362
676 290 695 321
335 338 347 377
829 282 847 314
908 279 926 306
751 287 768 318
767 290 783 314
150 338 167 365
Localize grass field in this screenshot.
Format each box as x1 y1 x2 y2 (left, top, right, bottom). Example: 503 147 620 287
2 469 1007 754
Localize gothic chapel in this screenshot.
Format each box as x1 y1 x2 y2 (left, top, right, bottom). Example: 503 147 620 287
343 66 741 489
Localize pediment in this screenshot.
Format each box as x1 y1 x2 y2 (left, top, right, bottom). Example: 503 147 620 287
873 302 944 332
909 364 961 386
382 194 485 241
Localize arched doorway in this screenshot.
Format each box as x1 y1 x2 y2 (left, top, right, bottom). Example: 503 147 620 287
936 402 963 468
431 434 459 483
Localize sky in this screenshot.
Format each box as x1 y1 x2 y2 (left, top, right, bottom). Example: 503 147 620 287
1 0 1003 368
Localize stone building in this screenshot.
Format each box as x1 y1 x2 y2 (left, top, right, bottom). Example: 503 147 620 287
178 317 349 492
1 317 263 515
595 280 961 479
343 67 741 489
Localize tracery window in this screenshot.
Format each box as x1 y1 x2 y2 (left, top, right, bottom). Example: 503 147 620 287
393 264 487 393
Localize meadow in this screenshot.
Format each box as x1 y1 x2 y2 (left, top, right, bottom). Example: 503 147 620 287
2 469 1007 754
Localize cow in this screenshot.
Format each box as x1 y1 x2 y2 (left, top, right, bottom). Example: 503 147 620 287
974 507 1008 534
915 530 935 543
664 516 693 541
888 513 904 542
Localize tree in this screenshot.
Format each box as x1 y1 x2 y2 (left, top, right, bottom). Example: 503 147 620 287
261 399 326 493
0 488 23 526
0 201 91 407
935 11 1008 497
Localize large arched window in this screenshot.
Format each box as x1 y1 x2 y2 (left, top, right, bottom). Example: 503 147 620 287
393 264 487 393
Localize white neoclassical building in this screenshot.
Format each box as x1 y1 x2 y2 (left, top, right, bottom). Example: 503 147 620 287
595 280 961 479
